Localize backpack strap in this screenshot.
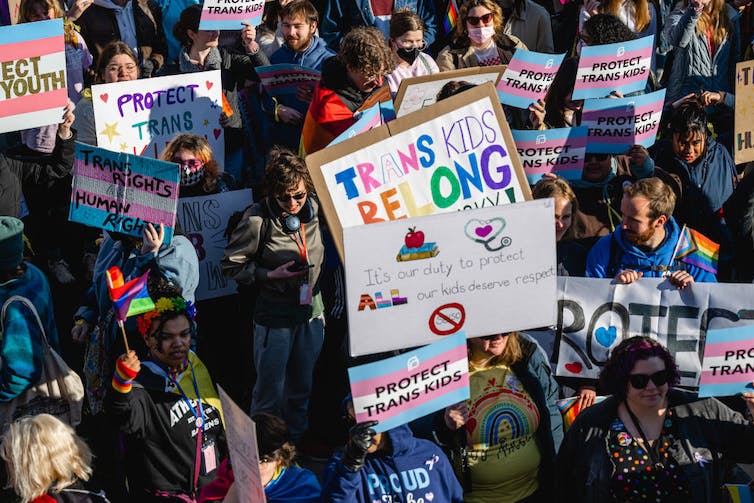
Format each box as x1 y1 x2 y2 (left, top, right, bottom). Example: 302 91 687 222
1 296 49 348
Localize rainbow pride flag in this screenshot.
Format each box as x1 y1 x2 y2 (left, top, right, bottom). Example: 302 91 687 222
106 267 154 322
443 0 459 34
672 226 720 275
725 485 754 503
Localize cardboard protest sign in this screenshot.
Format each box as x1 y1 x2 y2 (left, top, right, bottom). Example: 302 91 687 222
735 61 754 165
176 189 252 301
199 0 264 30
345 199 556 355
573 35 653 100
497 50 565 109
581 89 665 154
0 18 67 134
699 325 754 397
92 70 224 165
217 386 266 503
7 0 21 24
69 142 179 244
255 64 321 99
393 66 505 117
511 126 588 183
307 83 532 262
349 331 470 432
554 277 754 387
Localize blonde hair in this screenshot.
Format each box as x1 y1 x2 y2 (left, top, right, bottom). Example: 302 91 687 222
686 0 731 47
452 0 504 46
601 0 651 33
0 414 93 503
470 332 524 368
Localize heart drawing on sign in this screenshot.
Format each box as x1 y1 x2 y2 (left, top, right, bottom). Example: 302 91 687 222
475 225 493 238
206 80 213 90
564 362 583 374
464 218 505 243
425 493 434 501
595 326 617 347
99 93 109 103
213 129 222 140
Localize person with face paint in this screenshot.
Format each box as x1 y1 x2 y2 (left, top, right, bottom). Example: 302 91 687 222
557 336 754 503
436 0 526 71
106 279 226 502
386 8 439 96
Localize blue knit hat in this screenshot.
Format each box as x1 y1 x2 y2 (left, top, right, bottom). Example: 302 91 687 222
0 217 24 271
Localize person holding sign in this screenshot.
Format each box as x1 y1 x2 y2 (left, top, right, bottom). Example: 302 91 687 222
578 0 657 54
557 336 754 503
386 8 439 96
222 147 324 443
106 280 226 502
436 0 526 71
439 332 562 502
585 177 717 284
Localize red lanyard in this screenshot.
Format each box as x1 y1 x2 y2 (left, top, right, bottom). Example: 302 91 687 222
290 223 308 264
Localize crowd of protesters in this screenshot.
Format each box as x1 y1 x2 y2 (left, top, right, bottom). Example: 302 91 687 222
2 0 754 500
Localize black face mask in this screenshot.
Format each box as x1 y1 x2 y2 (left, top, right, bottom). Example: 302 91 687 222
396 47 420 65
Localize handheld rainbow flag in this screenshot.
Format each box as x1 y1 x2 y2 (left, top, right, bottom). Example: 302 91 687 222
105 267 154 322
672 225 720 275
443 0 459 34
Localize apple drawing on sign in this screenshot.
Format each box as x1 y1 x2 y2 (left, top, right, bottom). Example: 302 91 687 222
405 227 425 249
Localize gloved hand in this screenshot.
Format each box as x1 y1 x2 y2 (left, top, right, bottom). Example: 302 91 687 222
140 58 157 78
341 420 378 472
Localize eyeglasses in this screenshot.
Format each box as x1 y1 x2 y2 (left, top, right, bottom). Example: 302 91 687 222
276 192 307 202
171 158 204 171
106 63 138 73
466 13 494 26
481 333 510 341
628 370 671 389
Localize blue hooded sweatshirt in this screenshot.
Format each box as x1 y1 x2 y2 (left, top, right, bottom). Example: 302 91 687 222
585 216 717 282
321 424 464 503
270 35 335 73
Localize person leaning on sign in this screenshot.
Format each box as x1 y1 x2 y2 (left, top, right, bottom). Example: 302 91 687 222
585 177 718 285
556 336 754 503
320 399 463 503
437 332 562 503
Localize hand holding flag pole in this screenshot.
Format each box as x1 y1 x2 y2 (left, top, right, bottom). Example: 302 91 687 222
105 267 155 353
671 225 720 275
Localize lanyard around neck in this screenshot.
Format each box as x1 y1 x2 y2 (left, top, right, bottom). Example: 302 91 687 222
624 401 665 469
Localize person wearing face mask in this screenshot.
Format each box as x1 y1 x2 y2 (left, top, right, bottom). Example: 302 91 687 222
386 8 439 96
436 0 526 71
161 134 234 197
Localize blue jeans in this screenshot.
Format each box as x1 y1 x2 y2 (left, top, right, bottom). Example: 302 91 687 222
251 317 325 441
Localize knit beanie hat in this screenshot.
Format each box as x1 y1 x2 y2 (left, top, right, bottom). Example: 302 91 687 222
0 217 24 271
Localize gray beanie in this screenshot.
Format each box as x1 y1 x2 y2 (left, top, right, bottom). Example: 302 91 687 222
0 217 24 271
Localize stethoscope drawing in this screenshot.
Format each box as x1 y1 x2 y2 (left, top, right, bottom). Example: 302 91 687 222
464 218 512 252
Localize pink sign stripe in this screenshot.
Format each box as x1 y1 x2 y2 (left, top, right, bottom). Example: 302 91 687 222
74 160 178 201
579 48 652 68
524 158 585 175
355 375 469 423
72 189 175 224
0 87 67 117
507 60 558 74
574 67 650 90
0 36 63 63
583 100 663 121
704 342 754 358
700 368 754 384
202 10 262 20
515 138 587 150
350 345 467 397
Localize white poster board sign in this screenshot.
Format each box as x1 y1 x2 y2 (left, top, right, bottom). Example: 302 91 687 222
345 199 557 356
92 70 224 165
176 189 252 301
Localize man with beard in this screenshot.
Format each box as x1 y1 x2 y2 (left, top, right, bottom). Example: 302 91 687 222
585 177 717 285
268 0 334 149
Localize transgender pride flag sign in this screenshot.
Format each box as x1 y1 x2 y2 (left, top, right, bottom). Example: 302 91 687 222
573 35 653 100
0 18 67 134
200 0 264 30
349 331 470 433
699 325 754 398
497 50 565 109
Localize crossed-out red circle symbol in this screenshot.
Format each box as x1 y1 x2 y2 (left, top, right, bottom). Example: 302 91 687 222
428 303 466 336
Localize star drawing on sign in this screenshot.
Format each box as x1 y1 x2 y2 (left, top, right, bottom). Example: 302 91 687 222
119 143 128 152
203 119 209 126
99 122 121 143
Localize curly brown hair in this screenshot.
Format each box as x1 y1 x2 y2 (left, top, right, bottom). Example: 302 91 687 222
161 134 221 192
338 27 393 78
263 146 314 198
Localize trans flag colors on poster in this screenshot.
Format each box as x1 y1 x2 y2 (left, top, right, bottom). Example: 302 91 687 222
581 89 665 154
199 0 264 30
497 50 565 109
69 142 180 244
349 331 470 433
573 35 653 100
699 325 754 397
511 126 587 183
0 18 67 134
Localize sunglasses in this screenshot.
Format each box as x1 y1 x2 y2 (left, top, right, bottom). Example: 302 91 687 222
276 192 307 202
466 13 494 25
628 370 670 389
171 158 204 170
481 333 510 341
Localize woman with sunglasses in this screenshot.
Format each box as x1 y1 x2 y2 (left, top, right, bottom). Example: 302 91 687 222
557 336 754 503
436 0 526 72
386 8 439 96
439 332 562 502
222 146 324 445
162 134 235 196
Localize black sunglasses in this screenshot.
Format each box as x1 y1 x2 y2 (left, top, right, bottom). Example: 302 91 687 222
628 370 670 389
481 333 510 341
466 13 493 25
276 192 307 202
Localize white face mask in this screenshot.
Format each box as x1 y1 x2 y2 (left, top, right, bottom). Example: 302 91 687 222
468 26 496 45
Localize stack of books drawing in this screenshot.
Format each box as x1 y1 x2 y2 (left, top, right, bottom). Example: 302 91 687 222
396 242 440 261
